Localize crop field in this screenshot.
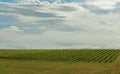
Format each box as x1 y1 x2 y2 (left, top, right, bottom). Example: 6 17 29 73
0 49 120 74
0 49 120 63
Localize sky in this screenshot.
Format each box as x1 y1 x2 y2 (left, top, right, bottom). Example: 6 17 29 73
0 0 120 49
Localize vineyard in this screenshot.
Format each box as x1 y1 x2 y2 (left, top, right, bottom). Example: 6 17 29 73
0 49 120 63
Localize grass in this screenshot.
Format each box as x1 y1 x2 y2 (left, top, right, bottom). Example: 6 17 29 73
0 59 118 74
0 49 120 74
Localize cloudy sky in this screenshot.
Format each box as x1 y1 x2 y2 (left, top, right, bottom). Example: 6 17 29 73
0 0 120 49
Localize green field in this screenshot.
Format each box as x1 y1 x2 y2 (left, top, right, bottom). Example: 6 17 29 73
0 49 120 74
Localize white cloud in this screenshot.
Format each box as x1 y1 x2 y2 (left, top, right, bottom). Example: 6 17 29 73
0 0 120 49
2 26 23 32
86 0 119 10
39 26 47 31
16 0 40 4
17 15 40 23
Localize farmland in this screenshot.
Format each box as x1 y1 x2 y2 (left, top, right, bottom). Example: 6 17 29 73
0 49 120 74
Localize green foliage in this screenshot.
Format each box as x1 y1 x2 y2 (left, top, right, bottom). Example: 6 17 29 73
0 49 119 63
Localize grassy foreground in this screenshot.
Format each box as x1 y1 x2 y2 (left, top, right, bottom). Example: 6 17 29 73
0 49 120 74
